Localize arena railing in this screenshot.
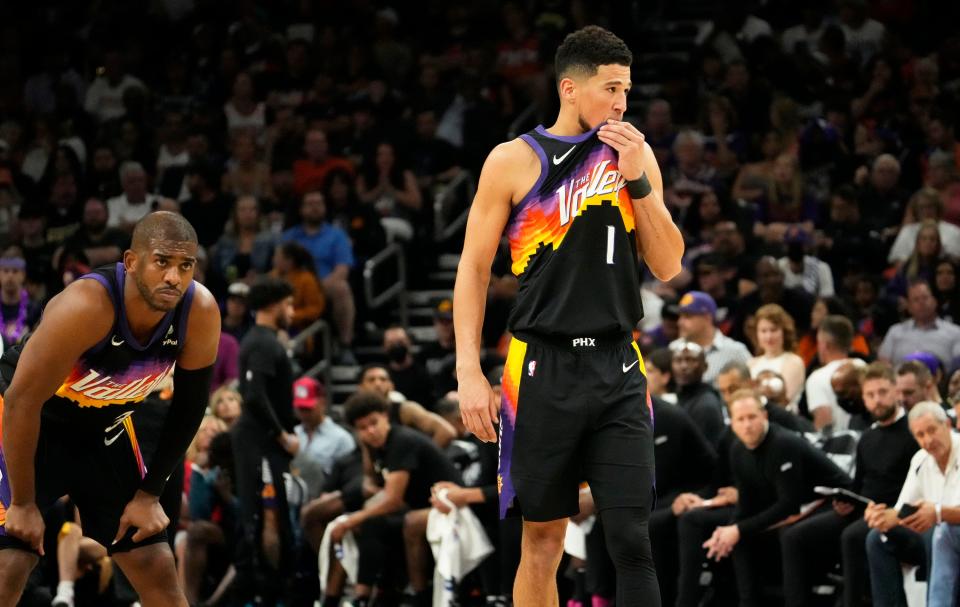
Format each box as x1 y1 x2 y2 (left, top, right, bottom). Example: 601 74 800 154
363 242 408 327
288 318 332 389
433 170 475 244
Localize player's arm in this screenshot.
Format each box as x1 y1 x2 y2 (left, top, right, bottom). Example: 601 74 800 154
140 284 220 497
598 121 684 281
2 282 113 551
454 140 532 442
398 400 457 448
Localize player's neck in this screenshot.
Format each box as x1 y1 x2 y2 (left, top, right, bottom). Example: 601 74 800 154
545 111 591 137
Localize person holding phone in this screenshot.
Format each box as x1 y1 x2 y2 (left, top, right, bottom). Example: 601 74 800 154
864 401 960 607
780 362 918 607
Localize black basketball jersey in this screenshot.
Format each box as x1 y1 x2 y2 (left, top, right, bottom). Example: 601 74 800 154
504 125 644 336
39 262 195 427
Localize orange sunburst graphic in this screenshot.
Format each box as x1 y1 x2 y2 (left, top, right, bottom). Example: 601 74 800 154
0 501 6 527
508 154 635 276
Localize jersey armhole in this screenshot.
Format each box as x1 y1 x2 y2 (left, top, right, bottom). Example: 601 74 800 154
76 273 118 355
513 134 549 213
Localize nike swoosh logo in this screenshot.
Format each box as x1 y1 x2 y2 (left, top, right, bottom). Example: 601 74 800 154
553 146 576 165
622 360 639 373
104 431 125 446
111 335 124 346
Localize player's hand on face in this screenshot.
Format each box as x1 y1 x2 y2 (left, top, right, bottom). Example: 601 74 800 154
4 502 46 555
113 490 169 545
457 370 498 443
597 120 647 181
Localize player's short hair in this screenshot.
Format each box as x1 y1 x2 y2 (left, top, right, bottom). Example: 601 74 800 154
131 211 198 250
344 390 390 426
555 25 632 83
246 276 294 311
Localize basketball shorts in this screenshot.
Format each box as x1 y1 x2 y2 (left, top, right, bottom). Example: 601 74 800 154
0 397 166 554
498 331 655 522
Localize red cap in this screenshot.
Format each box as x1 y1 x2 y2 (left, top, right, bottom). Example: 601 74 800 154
293 377 326 408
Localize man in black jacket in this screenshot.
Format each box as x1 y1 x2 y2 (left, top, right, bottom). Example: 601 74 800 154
703 389 852 607
779 362 917 607
232 277 299 603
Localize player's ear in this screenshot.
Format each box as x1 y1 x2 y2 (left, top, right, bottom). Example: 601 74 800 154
122 248 137 271
558 76 578 105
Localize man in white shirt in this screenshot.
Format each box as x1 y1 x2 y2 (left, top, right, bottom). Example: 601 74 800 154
83 49 145 123
107 162 159 233
864 402 960 607
290 377 355 500
806 315 865 431
672 291 751 386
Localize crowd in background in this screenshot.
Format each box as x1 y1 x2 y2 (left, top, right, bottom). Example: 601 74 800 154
4 0 960 605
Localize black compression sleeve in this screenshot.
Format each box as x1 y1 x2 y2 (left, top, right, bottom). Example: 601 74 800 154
140 365 214 496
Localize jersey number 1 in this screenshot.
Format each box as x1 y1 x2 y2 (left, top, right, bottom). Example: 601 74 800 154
606 225 615 264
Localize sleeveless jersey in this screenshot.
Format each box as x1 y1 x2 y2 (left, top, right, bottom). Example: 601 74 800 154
41 262 195 426
505 125 644 336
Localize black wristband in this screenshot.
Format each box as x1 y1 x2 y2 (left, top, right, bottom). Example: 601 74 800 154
626 173 652 199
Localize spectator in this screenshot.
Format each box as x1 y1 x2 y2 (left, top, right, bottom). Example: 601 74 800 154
865 402 960 607
648 396 718 606
703 389 851 607
887 219 945 298
821 184 888 277
888 188 960 264
382 325 434 408
106 161 160 232
643 99 678 168
181 161 234 249
283 190 356 362
754 153 818 244
59 197 129 268
358 363 456 448
896 360 940 412
210 194 278 288
209 385 242 427
0 248 41 346
222 281 253 342
858 154 910 235
323 169 387 262
290 377 355 499
664 130 719 210
223 72 266 142
83 48 145 123
409 108 462 192
272 241 326 333
778 228 835 297
879 279 960 368
330 391 461 606
645 347 675 403
421 298 458 395
735 257 814 345
933 258 960 322
831 360 873 430
747 304 806 408
88 143 122 200
780 362 917 607
731 130 785 203
44 172 82 246
221 131 273 199
356 141 422 242
293 128 354 197
806 314 867 430
672 290 751 385
670 339 726 443
797 295 871 368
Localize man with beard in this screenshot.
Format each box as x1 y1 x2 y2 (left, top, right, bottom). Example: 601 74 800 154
778 362 917 607
0 249 41 348
231 276 300 604
60 197 131 267
0 212 220 606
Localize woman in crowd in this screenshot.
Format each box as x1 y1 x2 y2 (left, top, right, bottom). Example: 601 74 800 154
748 304 806 408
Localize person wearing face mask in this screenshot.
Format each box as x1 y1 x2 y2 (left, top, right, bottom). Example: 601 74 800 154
382 325 435 408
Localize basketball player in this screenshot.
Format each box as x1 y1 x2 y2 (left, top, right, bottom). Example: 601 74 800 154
454 26 683 607
0 212 221 606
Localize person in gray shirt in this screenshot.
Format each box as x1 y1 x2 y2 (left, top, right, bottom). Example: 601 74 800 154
879 279 960 369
